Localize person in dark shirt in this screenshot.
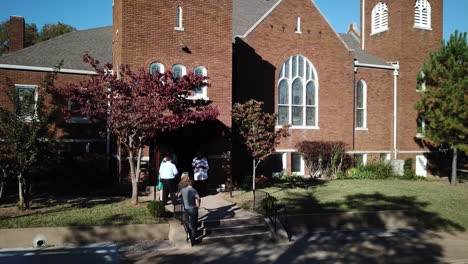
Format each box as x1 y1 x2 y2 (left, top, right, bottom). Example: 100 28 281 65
180 179 201 245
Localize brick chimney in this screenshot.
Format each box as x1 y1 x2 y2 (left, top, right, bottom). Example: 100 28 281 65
9 16 25 53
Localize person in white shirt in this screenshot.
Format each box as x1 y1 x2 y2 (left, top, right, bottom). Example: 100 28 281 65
159 155 178 205
192 152 209 196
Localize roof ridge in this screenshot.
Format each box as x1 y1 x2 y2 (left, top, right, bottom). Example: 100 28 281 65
0 26 112 59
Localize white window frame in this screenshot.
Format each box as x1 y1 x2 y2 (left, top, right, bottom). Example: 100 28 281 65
174 6 184 31
291 152 305 176
15 84 38 121
356 79 367 130
172 64 187 79
416 113 425 138
277 55 319 129
414 0 432 30
354 153 368 166
380 153 391 161
371 2 389 35
189 66 209 100
150 62 165 75
295 17 302 34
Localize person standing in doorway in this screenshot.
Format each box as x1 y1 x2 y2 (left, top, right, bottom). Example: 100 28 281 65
180 179 201 246
192 152 209 196
159 155 178 205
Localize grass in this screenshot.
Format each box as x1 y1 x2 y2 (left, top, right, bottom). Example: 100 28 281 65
226 179 468 231
0 197 167 229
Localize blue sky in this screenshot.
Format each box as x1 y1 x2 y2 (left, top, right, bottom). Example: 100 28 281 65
1 0 467 40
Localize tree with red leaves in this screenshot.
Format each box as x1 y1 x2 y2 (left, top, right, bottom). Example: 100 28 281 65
57 55 219 204
232 100 289 190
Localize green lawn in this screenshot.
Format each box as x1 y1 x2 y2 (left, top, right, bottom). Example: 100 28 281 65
226 180 468 231
0 197 166 229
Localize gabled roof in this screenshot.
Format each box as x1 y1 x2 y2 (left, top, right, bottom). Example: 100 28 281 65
338 33 391 67
233 0 282 38
0 26 112 72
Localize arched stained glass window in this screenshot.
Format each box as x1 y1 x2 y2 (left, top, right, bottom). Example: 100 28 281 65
172 64 186 80
193 66 207 97
150 62 164 75
356 79 367 129
277 55 318 127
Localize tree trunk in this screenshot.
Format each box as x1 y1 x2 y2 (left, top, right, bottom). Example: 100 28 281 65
126 139 139 205
0 178 5 201
252 159 256 191
451 147 458 185
18 173 26 209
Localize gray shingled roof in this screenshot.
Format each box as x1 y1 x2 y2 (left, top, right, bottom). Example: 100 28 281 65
338 33 391 67
233 0 281 38
0 26 112 71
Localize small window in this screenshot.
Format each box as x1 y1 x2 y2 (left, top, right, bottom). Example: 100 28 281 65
354 153 367 167
417 113 425 137
172 64 187 80
291 152 304 175
175 6 184 31
66 100 91 124
15 85 37 120
150 62 165 75
380 153 391 161
417 72 426 92
414 0 431 30
193 66 208 98
356 80 367 129
272 153 286 175
295 17 301 34
371 2 389 35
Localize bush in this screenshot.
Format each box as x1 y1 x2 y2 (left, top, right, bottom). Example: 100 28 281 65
296 141 352 178
401 158 425 180
345 162 396 179
147 200 167 218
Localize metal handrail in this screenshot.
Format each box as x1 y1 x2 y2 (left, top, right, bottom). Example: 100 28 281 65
253 189 278 233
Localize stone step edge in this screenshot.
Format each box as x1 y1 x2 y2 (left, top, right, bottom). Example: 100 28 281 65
201 216 264 223
200 231 270 240
205 224 266 231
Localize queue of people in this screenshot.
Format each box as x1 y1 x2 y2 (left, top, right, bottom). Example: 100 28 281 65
157 152 209 245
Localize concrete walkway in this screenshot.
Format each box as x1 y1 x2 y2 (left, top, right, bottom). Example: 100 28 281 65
197 192 257 221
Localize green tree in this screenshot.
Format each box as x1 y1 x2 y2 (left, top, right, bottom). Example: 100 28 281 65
0 65 59 208
38 23 75 42
232 100 289 190
414 30 468 185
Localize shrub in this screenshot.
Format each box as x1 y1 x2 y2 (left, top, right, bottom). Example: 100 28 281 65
296 141 352 178
345 162 396 179
147 200 167 218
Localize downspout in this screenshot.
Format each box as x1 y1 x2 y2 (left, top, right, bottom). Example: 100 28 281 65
362 0 365 50
393 63 400 159
353 65 357 151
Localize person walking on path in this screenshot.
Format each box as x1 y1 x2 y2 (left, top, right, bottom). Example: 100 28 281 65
180 179 201 246
192 152 209 196
159 155 178 205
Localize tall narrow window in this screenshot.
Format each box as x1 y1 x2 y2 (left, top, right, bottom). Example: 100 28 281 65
371 2 388 34
295 17 301 34
193 66 208 98
15 85 37 120
417 113 425 137
175 6 184 31
291 152 304 175
414 0 431 30
356 80 367 129
277 55 318 127
172 64 186 80
150 62 165 75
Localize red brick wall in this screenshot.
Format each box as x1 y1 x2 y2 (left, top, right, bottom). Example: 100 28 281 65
0 69 104 140
238 0 355 151
113 0 232 126
361 0 443 154
9 16 25 52
354 67 394 151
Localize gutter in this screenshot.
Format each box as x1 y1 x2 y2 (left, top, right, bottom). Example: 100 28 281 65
392 62 400 159
0 64 96 75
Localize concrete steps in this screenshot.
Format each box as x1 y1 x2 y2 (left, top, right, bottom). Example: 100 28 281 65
197 217 272 244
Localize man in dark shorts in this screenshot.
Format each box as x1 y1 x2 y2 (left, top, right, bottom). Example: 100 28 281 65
180 179 201 245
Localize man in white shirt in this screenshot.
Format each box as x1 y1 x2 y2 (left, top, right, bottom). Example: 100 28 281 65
192 152 209 196
159 155 178 205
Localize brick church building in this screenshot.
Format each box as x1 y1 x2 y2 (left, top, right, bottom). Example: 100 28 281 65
0 0 444 185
